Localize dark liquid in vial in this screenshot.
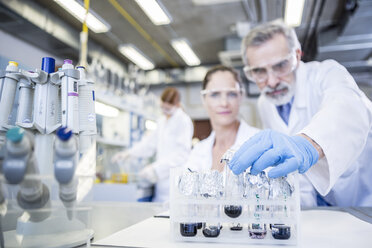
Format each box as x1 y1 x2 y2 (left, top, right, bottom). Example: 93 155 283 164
249 224 267 239
271 224 291 240
197 222 203 229
230 225 243 231
202 225 221 238
224 205 242 218
180 223 197 237
249 229 267 239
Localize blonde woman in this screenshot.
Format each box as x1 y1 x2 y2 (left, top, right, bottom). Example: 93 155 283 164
185 65 259 173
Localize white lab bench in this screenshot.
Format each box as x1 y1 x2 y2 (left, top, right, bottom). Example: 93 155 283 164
89 202 166 242
87 203 372 248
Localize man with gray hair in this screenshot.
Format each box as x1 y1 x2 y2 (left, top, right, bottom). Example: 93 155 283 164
229 20 372 207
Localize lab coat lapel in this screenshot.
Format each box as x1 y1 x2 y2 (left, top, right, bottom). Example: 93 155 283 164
287 62 308 135
287 100 306 134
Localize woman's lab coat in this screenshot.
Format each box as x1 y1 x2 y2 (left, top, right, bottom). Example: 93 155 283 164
128 108 193 202
185 120 260 172
257 60 372 207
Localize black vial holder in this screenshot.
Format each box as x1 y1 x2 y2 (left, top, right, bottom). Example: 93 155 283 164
270 224 291 240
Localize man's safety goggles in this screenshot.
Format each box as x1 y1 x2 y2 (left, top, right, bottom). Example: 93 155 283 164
243 53 297 83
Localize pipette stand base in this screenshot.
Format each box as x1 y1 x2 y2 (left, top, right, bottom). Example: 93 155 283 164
4 213 93 248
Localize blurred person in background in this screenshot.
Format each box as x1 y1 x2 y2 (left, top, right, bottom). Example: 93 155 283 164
112 87 193 202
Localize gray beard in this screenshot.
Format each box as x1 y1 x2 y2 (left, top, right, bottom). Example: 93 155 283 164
262 82 295 106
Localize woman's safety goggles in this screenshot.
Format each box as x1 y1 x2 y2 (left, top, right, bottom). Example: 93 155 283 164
200 86 242 103
243 53 297 83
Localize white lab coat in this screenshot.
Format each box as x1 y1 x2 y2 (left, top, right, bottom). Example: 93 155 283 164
185 120 260 172
258 60 372 207
128 108 193 202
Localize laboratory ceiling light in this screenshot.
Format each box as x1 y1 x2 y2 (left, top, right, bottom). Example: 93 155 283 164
118 44 155 70
284 0 305 27
171 38 201 66
135 0 172 25
54 0 111 33
95 102 119 117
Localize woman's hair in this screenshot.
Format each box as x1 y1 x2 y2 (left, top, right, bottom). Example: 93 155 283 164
241 19 301 66
161 87 180 105
202 65 241 90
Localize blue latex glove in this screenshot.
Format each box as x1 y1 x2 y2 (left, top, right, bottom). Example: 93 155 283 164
229 130 319 178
